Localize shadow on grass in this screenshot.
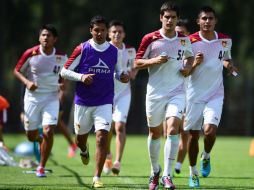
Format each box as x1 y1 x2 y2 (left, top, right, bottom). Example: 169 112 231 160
49 158 93 190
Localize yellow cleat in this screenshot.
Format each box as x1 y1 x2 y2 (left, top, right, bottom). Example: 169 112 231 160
92 179 104 188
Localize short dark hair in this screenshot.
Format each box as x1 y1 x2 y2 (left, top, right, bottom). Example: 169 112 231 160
177 19 189 28
39 24 58 37
198 6 216 18
160 1 180 17
90 15 108 29
109 20 125 30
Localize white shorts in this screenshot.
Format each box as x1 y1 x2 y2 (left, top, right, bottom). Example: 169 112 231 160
112 93 131 123
146 93 185 127
74 104 112 135
184 97 224 131
24 96 59 131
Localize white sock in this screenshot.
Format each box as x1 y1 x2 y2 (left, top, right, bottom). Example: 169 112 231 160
201 151 210 159
147 136 161 174
163 135 179 177
93 176 100 182
175 162 182 171
189 166 198 176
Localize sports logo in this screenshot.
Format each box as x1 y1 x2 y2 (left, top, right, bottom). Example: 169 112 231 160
89 58 110 74
222 41 227 48
180 39 186 46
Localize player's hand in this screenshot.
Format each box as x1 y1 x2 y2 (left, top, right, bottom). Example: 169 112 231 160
193 52 204 67
180 64 192 77
81 74 95 85
58 83 65 91
153 54 168 65
120 72 130 83
227 64 238 76
26 81 38 91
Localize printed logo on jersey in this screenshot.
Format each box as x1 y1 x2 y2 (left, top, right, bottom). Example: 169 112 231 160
89 58 110 74
190 38 197 43
32 50 37 55
222 41 227 48
180 39 186 46
56 56 62 63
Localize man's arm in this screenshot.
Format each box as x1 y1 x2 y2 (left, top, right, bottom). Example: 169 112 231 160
134 55 168 70
13 69 38 91
223 60 238 76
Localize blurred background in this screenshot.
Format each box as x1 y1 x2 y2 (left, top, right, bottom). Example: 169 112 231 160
0 0 253 136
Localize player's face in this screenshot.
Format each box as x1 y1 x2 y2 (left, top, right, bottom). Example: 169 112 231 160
90 23 108 44
175 26 189 35
39 29 57 48
197 12 217 32
160 10 178 32
108 25 125 44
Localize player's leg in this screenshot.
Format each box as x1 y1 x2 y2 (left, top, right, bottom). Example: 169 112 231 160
37 98 59 177
74 104 93 166
174 116 188 175
184 102 204 187
57 110 77 157
92 104 112 188
161 94 184 189
146 99 165 190
200 97 223 177
103 124 113 174
111 94 130 175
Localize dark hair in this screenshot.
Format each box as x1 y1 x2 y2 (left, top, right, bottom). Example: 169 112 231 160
90 15 108 29
177 19 189 28
109 20 125 30
39 24 58 37
198 6 216 18
160 1 180 17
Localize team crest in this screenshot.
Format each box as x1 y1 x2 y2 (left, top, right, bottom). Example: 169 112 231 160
32 50 37 55
180 39 186 46
222 41 227 48
56 56 62 63
191 38 197 43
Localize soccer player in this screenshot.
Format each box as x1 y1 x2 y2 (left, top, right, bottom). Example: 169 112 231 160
103 20 137 176
173 19 191 176
60 15 129 188
14 24 68 177
185 6 238 188
0 95 10 151
134 2 194 190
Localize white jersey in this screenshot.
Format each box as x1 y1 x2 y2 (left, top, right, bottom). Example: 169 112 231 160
187 31 232 103
136 29 193 100
15 45 67 96
114 43 136 96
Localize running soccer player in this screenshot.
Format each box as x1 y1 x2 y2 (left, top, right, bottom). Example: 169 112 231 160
60 15 129 188
103 20 137 176
14 24 67 177
134 2 194 190
185 6 238 188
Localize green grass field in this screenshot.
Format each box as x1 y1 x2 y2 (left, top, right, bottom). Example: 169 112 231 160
0 134 254 190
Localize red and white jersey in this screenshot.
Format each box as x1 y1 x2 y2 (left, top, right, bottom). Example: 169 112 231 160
15 45 68 94
136 29 193 100
187 31 232 103
114 43 136 96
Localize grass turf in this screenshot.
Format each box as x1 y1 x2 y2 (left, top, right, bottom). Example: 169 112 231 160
0 134 254 189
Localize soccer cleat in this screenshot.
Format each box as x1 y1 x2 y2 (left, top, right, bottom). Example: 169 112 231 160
189 174 200 188
200 157 211 177
92 179 104 188
112 161 121 175
103 157 113 174
160 176 175 190
173 168 182 177
149 166 161 190
68 143 77 158
36 166 46 177
80 144 89 165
